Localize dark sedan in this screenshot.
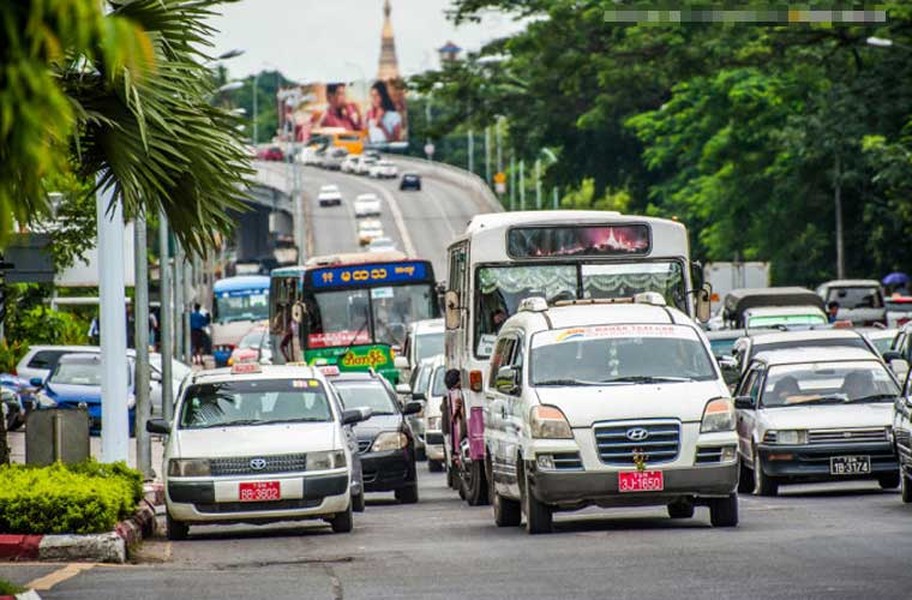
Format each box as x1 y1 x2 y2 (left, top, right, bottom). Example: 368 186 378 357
329 371 422 504
399 173 421 191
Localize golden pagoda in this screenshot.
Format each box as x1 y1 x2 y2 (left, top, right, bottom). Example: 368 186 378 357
377 0 400 81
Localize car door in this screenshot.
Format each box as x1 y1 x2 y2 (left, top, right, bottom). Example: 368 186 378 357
735 364 765 465
486 335 517 493
895 368 912 471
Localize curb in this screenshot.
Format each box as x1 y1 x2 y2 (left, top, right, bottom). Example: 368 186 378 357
0 482 164 564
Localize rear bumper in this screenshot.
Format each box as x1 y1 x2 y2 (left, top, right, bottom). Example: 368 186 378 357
757 442 898 481
360 449 415 492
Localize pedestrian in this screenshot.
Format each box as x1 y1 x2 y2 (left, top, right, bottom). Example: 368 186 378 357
190 303 210 365
443 369 464 467
827 301 840 324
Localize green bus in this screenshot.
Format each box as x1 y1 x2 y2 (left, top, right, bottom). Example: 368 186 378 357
269 252 440 383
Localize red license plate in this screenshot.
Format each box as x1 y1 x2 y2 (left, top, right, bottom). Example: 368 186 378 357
618 470 664 493
238 481 281 502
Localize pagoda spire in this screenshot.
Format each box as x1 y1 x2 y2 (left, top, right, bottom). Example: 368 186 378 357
377 0 400 81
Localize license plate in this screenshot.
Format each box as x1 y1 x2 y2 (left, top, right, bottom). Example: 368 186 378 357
618 470 664 493
238 481 281 502
830 456 871 476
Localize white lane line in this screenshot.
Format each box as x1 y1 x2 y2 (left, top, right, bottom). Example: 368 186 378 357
27 562 96 591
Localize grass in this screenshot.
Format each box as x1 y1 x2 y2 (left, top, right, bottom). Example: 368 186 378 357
0 578 25 594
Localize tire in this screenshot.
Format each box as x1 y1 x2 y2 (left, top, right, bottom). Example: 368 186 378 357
330 503 353 533
447 465 457 490
709 493 739 527
166 513 189 541
879 472 901 490
352 492 365 513
428 460 443 473
667 500 695 519
754 448 778 497
395 482 419 504
738 455 754 494
522 468 552 534
494 490 522 527
462 459 489 506
902 472 912 504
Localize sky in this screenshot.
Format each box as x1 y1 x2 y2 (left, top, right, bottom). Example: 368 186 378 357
209 0 527 82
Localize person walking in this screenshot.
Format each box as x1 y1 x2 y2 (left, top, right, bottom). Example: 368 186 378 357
190 303 210 365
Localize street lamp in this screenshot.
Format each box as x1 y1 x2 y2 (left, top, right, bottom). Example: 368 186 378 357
866 36 894 48
216 80 244 94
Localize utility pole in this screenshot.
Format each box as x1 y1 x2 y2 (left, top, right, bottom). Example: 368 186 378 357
484 126 492 186
133 214 152 478
519 160 526 211
496 118 504 174
97 182 129 463
252 72 259 145
158 212 174 422
834 152 845 279
182 252 192 365
510 154 516 212
467 129 474 175
173 242 185 364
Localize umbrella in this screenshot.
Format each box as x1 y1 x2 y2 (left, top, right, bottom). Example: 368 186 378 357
882 272 910 287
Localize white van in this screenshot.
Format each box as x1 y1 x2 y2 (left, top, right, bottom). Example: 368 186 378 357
484 295 739 534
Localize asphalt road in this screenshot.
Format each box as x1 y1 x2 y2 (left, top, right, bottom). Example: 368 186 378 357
3 472 912 599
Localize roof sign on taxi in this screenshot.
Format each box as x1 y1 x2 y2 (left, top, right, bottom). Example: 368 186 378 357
231 362 262 375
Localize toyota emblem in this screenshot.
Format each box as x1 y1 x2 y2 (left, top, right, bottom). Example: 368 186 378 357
626 427 650 442
249 458 267 471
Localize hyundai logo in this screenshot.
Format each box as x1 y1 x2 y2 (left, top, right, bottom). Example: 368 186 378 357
626 427 650 442
249 458 267 471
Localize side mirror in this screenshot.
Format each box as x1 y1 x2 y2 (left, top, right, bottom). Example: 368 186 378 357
394 356 409 370
883 350 902 363
444 290 461 330
890 358 910 381
150 370 162 382
342 407 373 425
734 395 755 410
495 366 520 395
718 355 738 371
402 401 423 416
411 391 427 402
695 283 712 323
146 418 171 434
395 383 411 395
29 377 44 388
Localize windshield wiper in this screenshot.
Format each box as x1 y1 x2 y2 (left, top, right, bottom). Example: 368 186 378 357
270 417 329 423
197 419 269 428
850 393 898 404
534 378 601 386
599 375 694 384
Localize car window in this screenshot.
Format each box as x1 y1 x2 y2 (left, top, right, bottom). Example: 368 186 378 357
178 379 332 428
27 350 68 370
333 381 398 415
431 366 447 397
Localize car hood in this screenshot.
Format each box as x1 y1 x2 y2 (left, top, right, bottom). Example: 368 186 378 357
534 380 729 427
46 383 102 405
174 422 339 458
758 402 894 431
353 414 402 441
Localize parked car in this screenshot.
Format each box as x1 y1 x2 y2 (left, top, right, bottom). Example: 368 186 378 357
318 184 343 207
816 279 886 326
1 384 24 431
340 154 359 173
367 237 397 253
227 322 271 366
326 370 422 504
399 173 421 191
147 363 372 539
369 160 398 179
16 345 101 383
357 219 384 246
483 294 739 534
353 193 382 218
735 347 901 496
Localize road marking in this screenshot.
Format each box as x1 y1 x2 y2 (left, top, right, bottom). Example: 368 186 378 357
27 563 95 591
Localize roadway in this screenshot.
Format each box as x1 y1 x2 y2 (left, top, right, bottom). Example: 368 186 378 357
256 159 490 279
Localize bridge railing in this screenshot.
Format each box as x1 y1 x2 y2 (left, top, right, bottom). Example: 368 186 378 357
393 156 504 214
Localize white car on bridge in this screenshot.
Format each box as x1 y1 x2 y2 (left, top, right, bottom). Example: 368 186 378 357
357 219 384 246
353 193 382 218
369 161 398 179
318 185 343 207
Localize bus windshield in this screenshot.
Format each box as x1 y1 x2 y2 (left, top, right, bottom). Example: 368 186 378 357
475 261 686 357
306 283 438 349
215 291 269 324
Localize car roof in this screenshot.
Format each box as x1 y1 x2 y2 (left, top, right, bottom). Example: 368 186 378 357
511 302 689 331
820 279 881 288
187 365 324 385
747 329 863 344
750 346 882 365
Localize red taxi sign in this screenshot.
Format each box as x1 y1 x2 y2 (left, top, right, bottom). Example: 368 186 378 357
318 365 340 377
231 362 262 375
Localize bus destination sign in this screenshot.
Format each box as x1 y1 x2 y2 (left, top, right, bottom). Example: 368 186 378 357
311 261 428 289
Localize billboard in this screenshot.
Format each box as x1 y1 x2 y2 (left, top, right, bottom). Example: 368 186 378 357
277 77 408 152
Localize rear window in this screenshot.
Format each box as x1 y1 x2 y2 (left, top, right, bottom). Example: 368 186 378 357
827 287 883 309
27 351 68 370
753 337 868 357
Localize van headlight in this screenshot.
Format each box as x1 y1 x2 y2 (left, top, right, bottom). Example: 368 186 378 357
700 398 735 433
306 450 347 470
765 430 807 445
372 432 408 452
168 459 211 477
530 405 573 439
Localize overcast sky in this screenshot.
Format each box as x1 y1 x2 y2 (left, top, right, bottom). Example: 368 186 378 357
209 0 526 82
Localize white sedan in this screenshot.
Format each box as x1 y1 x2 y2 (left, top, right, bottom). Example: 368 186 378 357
369 161 398 179
318 185 343 207
357 219 384 246
367 237 397 253
353 193 382 217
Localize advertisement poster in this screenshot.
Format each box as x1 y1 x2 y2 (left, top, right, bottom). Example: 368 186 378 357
277 78 409 151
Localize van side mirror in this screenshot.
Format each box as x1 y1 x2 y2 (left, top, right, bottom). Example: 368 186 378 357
883 350 902 363
695 283 712 323
146 418 171 434
444 290 461 330
342 407 373 425
495 366 520 395
402 401 423 416
734 396 755 410
890 358 910 382
411 391 427 402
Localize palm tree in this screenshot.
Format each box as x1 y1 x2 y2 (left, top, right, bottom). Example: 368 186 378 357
0 0 251 253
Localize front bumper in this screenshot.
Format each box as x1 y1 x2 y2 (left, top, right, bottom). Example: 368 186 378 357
529 463 739 509
166 471 350 524
360 449 415 492
757 442 898 482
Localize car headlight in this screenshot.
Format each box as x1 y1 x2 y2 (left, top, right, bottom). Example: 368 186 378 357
372 431 409 452
700 398 735 433
306 450 347 470
765 430 807 445
530 405 573 439
426 416 441 431
168 459 211 477
35 392 57 409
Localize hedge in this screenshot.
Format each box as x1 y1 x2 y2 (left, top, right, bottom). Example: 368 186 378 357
0 459 143 535
0 579 25 595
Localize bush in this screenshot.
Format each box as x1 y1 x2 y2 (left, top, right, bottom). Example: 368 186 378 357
0 578 25 595
0 460 143 534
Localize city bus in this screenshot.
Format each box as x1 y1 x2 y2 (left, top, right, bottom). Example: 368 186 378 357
211 275 271 366
443 211 711 505
268 251 440 383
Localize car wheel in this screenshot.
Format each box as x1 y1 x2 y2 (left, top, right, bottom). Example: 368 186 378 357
753 447 778 496
352 492 365 513
878 472 901 490
330 503 353 533
428 460 444 473
521 467 552 534
667 500 695 519
394 482 419 504
902 472 912 504
166 513 189 541
462 459 489 506
738 455 754 494
709 493 739 527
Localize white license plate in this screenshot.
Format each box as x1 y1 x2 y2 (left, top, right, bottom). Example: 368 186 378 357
830 455 871 475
